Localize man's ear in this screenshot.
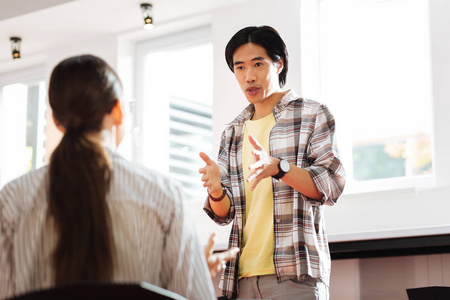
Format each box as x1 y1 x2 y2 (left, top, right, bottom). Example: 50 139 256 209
52 113 65 133
276 58 284 75
112 100 123 126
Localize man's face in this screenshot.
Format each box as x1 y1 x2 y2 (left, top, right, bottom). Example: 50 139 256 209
232 42 283 105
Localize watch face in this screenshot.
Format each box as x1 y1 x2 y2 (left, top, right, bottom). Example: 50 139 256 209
280 159 290 173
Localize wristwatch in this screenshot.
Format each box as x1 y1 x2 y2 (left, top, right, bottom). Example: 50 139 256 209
272 158 290 180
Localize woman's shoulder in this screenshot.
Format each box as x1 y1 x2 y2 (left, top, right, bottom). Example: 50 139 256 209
109 152 186 213
0 166 49 223
1 165 48 188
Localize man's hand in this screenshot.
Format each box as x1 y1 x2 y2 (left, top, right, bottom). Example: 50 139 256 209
204 232 239 278
247 134 279 191
199 152 222 198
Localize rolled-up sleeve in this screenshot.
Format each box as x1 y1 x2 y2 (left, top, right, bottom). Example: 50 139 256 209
303 104 346 206
203 130 235 225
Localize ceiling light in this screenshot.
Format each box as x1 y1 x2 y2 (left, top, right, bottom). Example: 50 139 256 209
140 3 154 30
10 37 21 59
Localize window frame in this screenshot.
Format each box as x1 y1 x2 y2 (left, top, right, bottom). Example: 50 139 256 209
134 26 212 165
0 66 47 187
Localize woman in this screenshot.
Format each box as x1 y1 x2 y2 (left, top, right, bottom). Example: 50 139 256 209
0 55 215 299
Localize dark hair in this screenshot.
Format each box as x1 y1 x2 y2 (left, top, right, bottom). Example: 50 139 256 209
225 25 289 87
48 55 121 284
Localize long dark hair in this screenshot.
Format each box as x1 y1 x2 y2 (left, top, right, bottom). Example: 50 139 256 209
48 55 121 284
225 25 289 87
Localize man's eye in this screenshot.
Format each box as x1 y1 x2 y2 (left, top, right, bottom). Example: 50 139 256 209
235 66 244 70
255 62 262 67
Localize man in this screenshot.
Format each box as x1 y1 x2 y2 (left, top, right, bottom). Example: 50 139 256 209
199 26 345 299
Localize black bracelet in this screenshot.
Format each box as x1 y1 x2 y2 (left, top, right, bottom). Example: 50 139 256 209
208 186 227 202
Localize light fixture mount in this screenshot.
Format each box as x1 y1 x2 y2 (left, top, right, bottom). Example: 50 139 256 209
140 3 154 30
10 36 22 59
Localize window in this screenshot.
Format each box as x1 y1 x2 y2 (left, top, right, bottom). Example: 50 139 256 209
0 68 46 187
168 96 212 200
135 27 213 202
316 0 433 192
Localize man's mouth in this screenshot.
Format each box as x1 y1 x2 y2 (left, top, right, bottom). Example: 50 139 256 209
246 86 259 95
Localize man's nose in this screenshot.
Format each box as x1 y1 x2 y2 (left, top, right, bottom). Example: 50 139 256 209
245 69 256 82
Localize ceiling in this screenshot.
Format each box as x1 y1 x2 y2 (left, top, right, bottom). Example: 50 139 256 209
0 0 245 74
0 0 79 22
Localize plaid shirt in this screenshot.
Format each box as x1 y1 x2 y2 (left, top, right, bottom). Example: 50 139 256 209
204 90 345 299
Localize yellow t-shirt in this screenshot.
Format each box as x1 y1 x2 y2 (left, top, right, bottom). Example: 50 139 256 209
238 113 276 278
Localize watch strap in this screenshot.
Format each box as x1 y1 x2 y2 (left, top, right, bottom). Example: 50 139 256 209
272 158 287 180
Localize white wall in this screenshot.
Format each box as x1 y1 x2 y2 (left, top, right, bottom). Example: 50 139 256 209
8 0 447 244
2 0 450 298
2 0 449 258
429 0 450 187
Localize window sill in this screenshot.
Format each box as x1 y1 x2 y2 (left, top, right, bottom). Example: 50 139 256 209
342 174 436 196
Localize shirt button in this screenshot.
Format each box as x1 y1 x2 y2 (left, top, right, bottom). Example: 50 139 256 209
276 244 279 248
275 192 279 196
276 219 280 223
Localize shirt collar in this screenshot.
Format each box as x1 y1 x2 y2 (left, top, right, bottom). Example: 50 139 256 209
228 89 300 126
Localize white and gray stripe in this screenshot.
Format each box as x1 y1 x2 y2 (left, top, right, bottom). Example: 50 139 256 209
0 149 215 300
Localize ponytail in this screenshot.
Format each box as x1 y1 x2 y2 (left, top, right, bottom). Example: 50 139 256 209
49 129 114 283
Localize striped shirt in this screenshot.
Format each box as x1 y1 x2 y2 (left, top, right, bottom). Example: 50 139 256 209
203 90 346 299
0 150 215 300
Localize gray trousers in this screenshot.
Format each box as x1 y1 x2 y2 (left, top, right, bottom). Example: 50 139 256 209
238 274 329 300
